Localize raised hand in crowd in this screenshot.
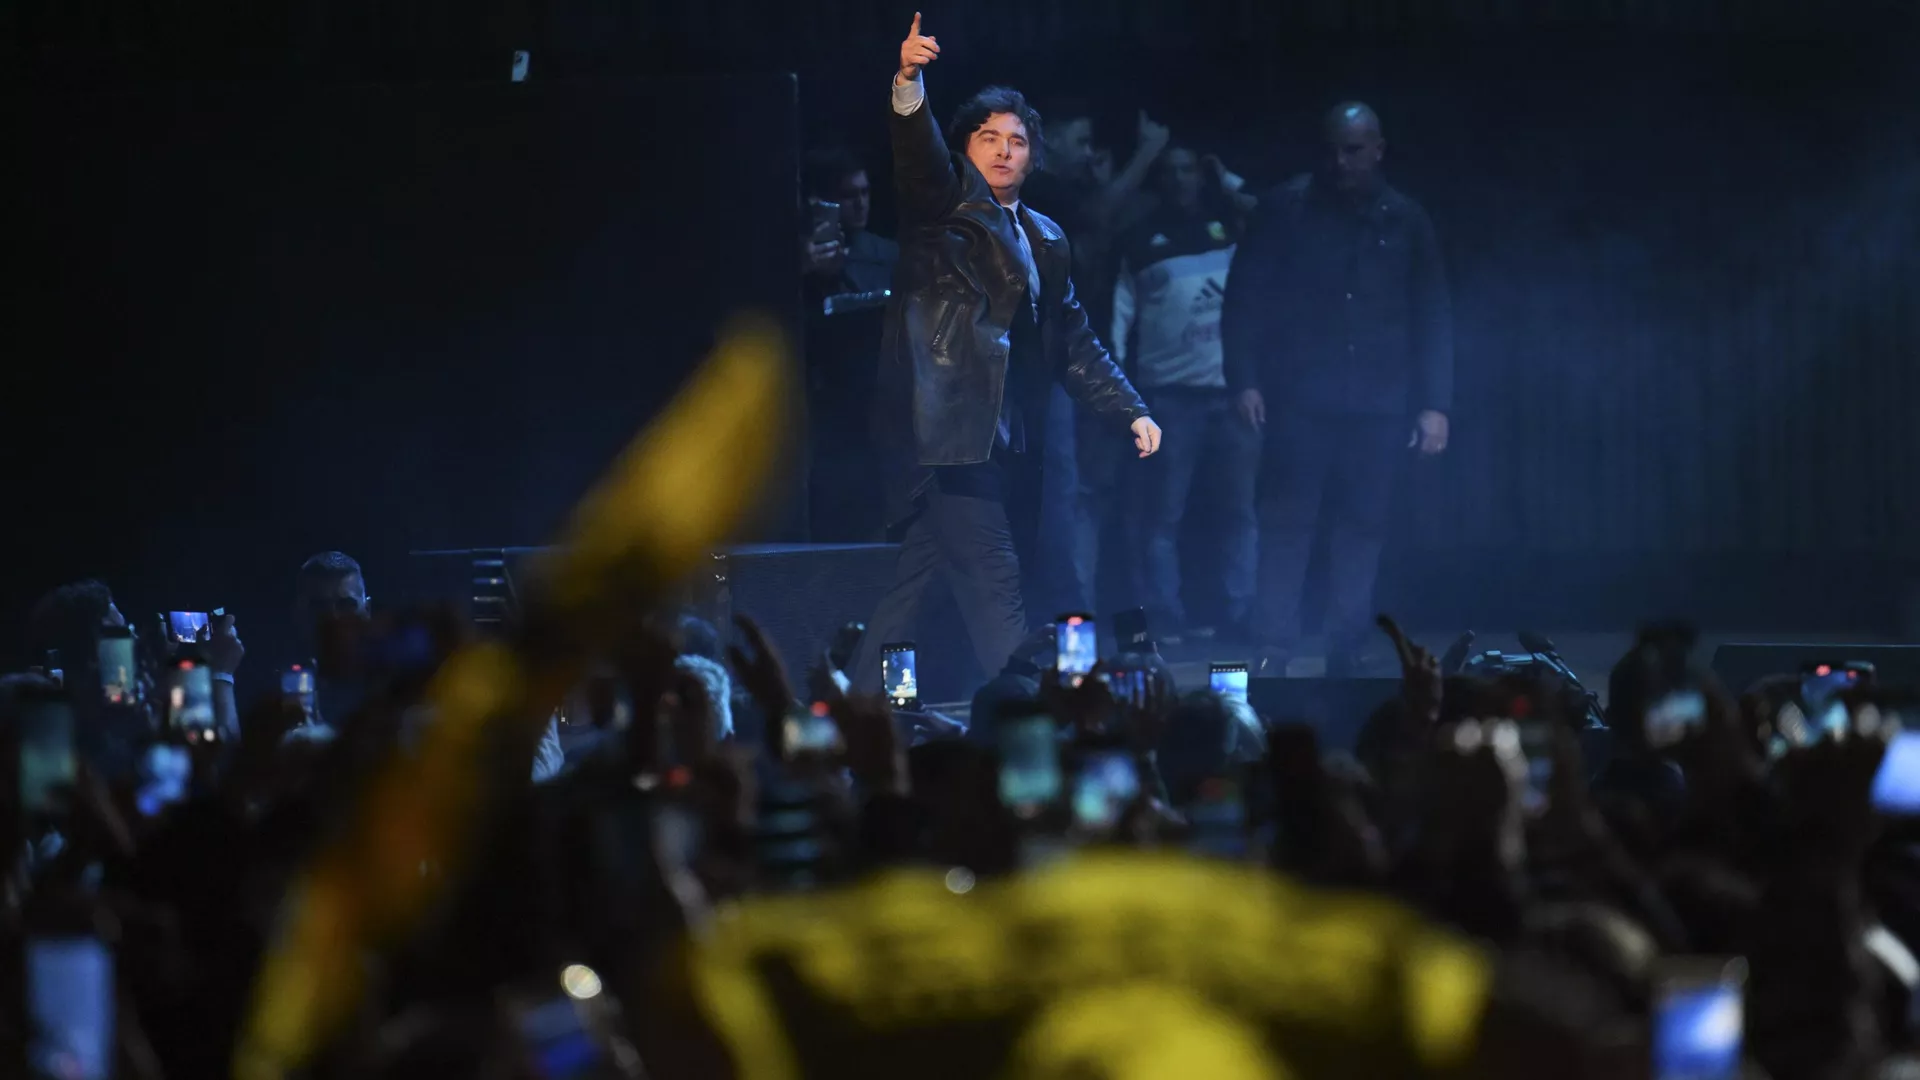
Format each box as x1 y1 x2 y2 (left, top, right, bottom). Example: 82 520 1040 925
725 614 796 732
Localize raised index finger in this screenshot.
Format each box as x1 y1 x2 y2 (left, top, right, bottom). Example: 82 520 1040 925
910 11 922 36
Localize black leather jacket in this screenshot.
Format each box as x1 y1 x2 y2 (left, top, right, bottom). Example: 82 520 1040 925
874 84 1148 524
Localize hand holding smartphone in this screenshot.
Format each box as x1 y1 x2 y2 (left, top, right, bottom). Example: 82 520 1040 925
1208 662 1249 702
882 642 919 710
1872 730 1920 815
166 658 217 742
26 935 116 1080
1644 689 1705 749
1652 957 1746 1080
998 712 1061 818
96 626 136 706
14 685 78 819
781 703 844 758
1072 749 1141 832
164 610 213 644
1055 614 1097 688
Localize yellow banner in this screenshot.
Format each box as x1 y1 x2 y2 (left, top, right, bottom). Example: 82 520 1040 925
689 852 1492 1080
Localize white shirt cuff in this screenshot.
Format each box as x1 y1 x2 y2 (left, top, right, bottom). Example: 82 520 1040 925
891 72 926 117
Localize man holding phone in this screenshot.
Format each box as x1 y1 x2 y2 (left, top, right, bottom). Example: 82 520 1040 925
850 13 1162 693
30 579 245 746
804 144 902 541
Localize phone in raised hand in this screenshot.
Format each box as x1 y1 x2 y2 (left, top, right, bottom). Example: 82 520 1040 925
1055 613 1097 688
1800 660 1871 713
1208 662 1249 702
164 610 212 645
25 934 116 1080
1186 776 1249 861
997 711 1061 818
13 685 77 819
96 625 137 706
1644 689 1705 749
1072 750 1141 832
882 642 919 710
1652 957 1746 1080
166 658 217 742
1872 731 1920 815
808 199 844 245
781 702 843 758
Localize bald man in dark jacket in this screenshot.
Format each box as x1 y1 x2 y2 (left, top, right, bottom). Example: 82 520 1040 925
1222 103 1453 675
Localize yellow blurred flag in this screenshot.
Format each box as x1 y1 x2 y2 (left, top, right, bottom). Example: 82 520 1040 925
235 315 793 1080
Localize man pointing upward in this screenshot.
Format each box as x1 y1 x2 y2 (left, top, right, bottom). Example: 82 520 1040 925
849 13 1161 693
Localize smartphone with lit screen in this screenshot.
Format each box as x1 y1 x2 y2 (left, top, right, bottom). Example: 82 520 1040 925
882 642 919 710
998 712 1061 817
1208 662 1249 702
15 686 77 818
1872 731 1920 815
1055 614 1097 687
1110 668 1148 709
1072 750 1141 832
781 703 843 758
1517 716 1555 815
1186 776 1249 860
1800 661 1871 716
1644 689 1706 750
281 664 316 724
165 610 211 645
1652 957 1746 1080
508 971 624 1080
166 658 217 742
26 935 115 1080
97 625 136 706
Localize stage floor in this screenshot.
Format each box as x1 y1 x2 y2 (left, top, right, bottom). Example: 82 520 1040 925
926 629 1913 715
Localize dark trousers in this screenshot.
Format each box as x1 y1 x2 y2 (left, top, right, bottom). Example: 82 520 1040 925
1253 412 1407 656
850 459 1035 695
1135 387 1262 631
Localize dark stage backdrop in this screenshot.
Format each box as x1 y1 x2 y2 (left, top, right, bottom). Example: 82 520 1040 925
8 3 1920 643
795 32 1920 634
3 74 801 669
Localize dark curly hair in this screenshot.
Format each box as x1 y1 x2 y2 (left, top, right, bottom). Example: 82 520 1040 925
947 85 1046 173
29 579 116 663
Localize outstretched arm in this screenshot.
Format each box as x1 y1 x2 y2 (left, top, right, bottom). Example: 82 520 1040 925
1052 255 1161 457
889 13 959 224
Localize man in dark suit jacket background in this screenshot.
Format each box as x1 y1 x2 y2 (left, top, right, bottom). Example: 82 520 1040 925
1221 102 1454 677
848 13 1163 693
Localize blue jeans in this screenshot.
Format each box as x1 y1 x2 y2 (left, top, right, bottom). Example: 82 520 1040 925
1136 388 1261 631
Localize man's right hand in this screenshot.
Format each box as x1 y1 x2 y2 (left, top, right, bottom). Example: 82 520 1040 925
898 12 940 84
802 236 845 280
1236 388 1267 428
